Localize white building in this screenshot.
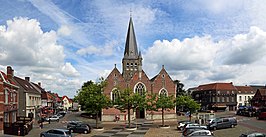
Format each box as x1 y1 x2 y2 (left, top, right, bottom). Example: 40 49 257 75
235 86 255 107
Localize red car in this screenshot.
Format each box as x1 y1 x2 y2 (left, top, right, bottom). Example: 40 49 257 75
256 108 266 120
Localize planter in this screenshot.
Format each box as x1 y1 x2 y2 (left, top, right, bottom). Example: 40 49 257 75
93 127 104 131
159 125 170 129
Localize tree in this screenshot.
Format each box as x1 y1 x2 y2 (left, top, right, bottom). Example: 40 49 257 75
155 94 176 126
74 78 111 128
176 95 201 121
174 80 186 96
114 88 146 128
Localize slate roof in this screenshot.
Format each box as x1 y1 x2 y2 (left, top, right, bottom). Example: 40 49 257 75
124 17 139 59
13 76 41 94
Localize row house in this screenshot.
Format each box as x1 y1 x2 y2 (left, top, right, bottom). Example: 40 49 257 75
0 66 19 134
235 86 255 107
251 88 266 107
13 76 42 119
192 82 237 111
62 96 72 111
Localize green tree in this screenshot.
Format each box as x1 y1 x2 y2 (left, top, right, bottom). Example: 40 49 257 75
174 80 186 96
74 79 111 128
176 95 201 121
155 94 176 126
114 88 146 128
146 93 157 120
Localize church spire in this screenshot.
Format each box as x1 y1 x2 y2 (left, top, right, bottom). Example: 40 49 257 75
124 16 138 59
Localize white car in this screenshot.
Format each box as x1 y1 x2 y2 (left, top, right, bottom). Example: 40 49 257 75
184 123 207 129
187 130 213 136
46 115 60 121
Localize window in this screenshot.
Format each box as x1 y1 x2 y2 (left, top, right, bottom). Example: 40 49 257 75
212 97 216 102
232 96 235 102
245 96 247 101
217 91 220 94
112 90 120 102
135 83 145 95
160 89 168 96
217 97 220 102
5 89 8 104
226 97 229 102
239 96 242 101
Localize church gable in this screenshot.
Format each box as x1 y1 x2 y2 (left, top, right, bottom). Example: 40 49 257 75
151 66 175 95
104 67 126 95
128 70 151 93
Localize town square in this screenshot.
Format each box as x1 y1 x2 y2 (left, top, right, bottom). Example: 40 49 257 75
0 0 266 137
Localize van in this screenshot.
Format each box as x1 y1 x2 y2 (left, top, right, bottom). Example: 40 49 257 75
207 117 237 130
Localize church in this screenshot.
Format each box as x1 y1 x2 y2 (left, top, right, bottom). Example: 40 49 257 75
102 17 176 121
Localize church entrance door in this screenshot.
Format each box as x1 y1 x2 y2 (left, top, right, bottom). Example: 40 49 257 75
136 108 145 119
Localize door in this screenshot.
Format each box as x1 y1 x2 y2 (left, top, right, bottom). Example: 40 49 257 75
136 108 145 119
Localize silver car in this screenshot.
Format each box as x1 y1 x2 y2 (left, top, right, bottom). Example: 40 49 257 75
40 129 72 137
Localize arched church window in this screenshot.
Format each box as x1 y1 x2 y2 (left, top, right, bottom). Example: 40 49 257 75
135 83 145 95
160 89 168 96
127 63 129 67
111 90 120 102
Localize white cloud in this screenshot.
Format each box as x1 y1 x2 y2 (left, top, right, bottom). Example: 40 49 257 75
57 25 72 36
77 40 118 56
0 17 81 97
223 26 266 65
61 62 80 77
144 26 266 88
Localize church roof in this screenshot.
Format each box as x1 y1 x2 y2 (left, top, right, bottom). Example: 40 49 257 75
124 17 138 59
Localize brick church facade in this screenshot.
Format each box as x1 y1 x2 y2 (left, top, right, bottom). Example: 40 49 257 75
102 17 176 121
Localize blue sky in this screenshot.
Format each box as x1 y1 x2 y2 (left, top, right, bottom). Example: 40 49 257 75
1 0 266 98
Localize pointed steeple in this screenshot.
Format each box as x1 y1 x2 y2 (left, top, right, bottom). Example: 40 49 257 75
124 17 138 59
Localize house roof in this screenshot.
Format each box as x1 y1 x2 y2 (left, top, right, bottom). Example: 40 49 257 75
235 86 255 94
13 76 41 95
0 71 18 87
258 89 266 96
62 96 72 103
197 82 237 91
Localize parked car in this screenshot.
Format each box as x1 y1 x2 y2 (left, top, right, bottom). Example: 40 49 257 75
240 131 266 137
187 130 213 136
177 121 193 130
55 113 63 118
40 129 72 137
68 124 91 134
183 127 208 137
58 111 67 117
183 123 207 131
46 115 60 122
67 121 84 129
236 106 258 117
207 117 237 130
256 107 266 120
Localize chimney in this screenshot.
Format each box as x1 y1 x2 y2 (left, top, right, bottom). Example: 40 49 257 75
38 82 41 87
25 77 30 82
7 66 14 80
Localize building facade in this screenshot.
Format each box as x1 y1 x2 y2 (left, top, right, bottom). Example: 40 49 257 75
235 86 255 107
13 76 41 119
251 88 266 107
102 17 176 121
192 82 237 111
62 96 72 111
0 66 19 134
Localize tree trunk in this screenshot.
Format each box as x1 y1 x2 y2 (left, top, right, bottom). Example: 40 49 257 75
96 112 99 129
128 107 131 128
162 108 165 126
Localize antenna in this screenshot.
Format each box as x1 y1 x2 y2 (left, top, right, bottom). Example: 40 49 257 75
130 8 132 17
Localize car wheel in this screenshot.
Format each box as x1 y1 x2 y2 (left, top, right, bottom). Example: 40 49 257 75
41 135 45 137
84 130 88 134
213 127 216 130
231 124 235 128
70 129 74 133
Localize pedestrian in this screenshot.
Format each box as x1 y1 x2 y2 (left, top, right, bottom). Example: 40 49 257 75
49 118 51 124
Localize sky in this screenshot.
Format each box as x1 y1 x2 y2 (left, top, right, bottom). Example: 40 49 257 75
1 0 266 98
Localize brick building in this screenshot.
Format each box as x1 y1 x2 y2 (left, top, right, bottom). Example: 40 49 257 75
251 88 266 107
192 82 237 111
102 17 176 121
0 66 19 134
